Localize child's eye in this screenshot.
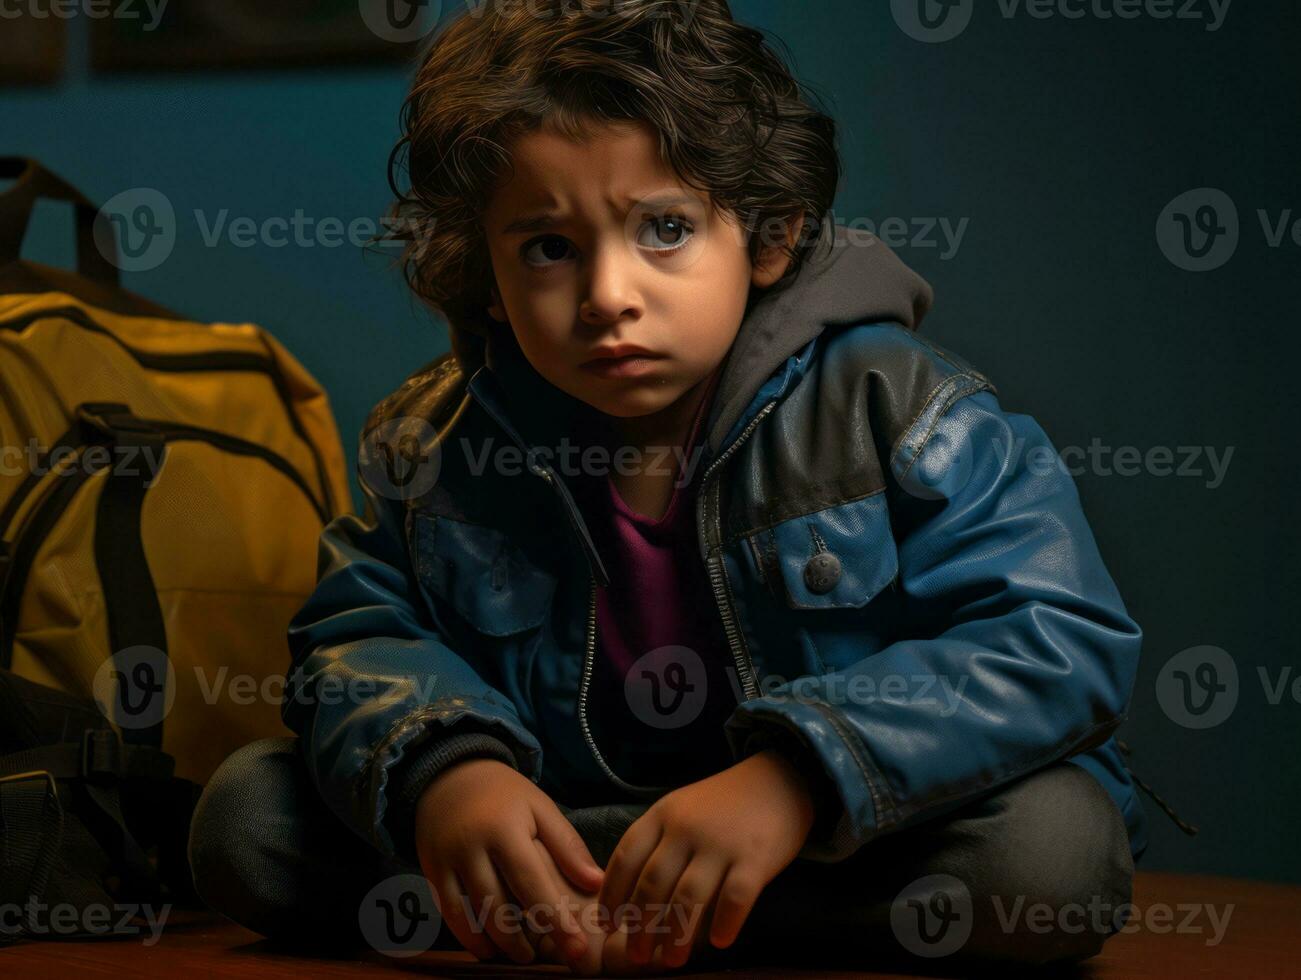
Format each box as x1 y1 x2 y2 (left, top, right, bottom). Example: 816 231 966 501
520 215 695 269
637 214 695 253
522 235 575 268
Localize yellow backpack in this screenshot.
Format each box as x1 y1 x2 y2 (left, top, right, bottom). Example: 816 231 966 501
0 159 351 789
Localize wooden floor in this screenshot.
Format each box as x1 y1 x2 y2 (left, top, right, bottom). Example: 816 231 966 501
2 872 1296 978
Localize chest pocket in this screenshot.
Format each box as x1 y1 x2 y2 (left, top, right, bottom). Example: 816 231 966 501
748 491 899 610
411 511 556 636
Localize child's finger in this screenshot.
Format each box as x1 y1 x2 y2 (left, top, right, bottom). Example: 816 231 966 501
706 863 765 950
598 819 662 931
492 833 589 956
461 852 538 964
660 856 726 969
601 924 672 978
431 869 497 962
528 837 607 974
535 800 606 891
625 839 691 965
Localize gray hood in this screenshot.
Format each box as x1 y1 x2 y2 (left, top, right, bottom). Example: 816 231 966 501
701 222 934 456
476 223 934 459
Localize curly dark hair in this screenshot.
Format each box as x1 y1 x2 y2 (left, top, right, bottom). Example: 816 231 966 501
384 0 841 373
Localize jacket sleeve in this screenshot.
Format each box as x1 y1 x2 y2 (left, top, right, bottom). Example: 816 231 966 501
282 472 544 862
724 387 1143 862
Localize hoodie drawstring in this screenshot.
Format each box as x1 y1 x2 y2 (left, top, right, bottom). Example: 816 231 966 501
1116 739 1199 837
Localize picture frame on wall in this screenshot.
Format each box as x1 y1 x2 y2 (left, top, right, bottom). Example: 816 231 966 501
91 0 438 73
0 16 66 85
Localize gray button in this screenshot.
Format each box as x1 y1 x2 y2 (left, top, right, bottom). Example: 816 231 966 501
803 552 842 594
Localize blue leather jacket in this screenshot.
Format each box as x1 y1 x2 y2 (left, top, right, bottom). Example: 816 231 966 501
283 226 1148 867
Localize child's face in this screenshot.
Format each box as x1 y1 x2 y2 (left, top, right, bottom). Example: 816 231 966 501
484 119 792 422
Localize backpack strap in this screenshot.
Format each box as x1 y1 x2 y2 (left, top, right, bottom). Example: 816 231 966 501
0 158 119 285
79 404 171 750
0 769 63 939
0 729 175 783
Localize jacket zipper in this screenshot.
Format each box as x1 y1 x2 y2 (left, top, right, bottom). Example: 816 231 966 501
693 400 778 703
569 398 780 796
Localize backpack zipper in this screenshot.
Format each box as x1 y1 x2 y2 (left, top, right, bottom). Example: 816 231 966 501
1 305 338 518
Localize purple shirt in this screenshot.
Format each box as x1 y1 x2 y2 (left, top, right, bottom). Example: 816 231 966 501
574 371 737 787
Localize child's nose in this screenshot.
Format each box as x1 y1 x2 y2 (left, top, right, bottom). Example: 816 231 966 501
580 249 642 325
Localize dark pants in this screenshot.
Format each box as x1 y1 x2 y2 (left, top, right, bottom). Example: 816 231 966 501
188 737 1134 972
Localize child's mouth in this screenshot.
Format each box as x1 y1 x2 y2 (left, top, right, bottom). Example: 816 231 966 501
580 355 665 380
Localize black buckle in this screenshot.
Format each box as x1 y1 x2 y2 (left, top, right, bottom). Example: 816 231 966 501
81 728 122 782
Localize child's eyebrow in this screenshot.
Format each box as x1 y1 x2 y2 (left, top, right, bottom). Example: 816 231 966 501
499 193 702 236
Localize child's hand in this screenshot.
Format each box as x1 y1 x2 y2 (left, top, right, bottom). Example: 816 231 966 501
412 757 605 969
524 849 676 979
523 838 679 978
596 749 818 970
523 835 623 977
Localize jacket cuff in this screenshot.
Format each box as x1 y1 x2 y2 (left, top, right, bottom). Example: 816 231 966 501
384 731 519 865
738 726 850 858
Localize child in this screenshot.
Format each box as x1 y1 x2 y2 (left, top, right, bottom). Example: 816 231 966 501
189 1 1146 973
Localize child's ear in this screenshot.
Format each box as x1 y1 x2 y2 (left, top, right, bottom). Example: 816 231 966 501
751 212 806 289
